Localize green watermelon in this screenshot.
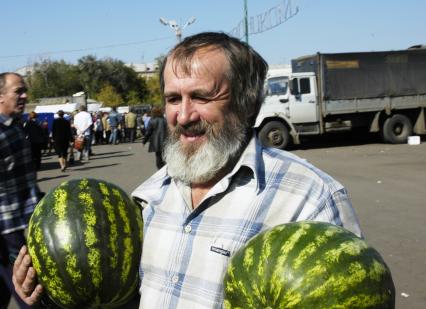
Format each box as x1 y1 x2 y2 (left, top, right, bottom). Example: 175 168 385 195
27 178 143 308
224 221 395 309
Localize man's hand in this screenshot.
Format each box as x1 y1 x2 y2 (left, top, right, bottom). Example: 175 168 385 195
12 245 44 305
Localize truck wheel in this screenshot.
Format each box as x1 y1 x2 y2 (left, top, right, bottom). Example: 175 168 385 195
382 114 413 144
258 121 289 149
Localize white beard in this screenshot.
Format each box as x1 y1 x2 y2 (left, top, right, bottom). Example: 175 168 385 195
163 114 246 184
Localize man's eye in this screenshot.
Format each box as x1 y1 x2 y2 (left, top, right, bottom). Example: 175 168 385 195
192 96 209 103
15 87 27 94
166 97 180 104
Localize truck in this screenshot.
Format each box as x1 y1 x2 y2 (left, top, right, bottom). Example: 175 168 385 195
255 48 426 149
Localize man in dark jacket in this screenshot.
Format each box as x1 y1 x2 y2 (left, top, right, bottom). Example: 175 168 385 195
142 106 167 169
23 111 44 171
0 72 39 309
52 110 72 172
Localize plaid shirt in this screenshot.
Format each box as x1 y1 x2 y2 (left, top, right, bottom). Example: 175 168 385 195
0 115 39 234
132 135 361 308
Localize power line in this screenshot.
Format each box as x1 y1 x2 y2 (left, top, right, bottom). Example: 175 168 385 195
0 36 175 59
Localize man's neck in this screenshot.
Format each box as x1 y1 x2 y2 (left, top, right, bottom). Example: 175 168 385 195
189 165 233 209
191 183 214 209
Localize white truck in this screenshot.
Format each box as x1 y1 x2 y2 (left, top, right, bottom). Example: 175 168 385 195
255 48 426 149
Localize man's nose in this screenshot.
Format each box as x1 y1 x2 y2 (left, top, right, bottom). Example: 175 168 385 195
177 100 200 125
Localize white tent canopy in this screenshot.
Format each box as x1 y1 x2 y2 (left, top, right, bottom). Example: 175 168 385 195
34 103 102 114
34 103 78 114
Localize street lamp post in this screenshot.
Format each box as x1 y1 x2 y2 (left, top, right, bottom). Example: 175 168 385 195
159 17 196 43
243 0 249 44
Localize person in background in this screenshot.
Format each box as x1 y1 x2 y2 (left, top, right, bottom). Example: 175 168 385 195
40 119 50 155
108 107 120 145
125 108 137 143
136 112 143 139
73 105 92 162
93 112 104 145
12 32 361 308
141 111 151 137
119 112 126 143
102 112 110 144
51 110 72 172
0 72 40 309
142 106 167 169
23 111 44 171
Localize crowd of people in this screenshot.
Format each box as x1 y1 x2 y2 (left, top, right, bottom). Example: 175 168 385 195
15 106 155 172
3 32 363 309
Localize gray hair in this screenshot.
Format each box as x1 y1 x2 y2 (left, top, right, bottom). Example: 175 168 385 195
159 32 268 128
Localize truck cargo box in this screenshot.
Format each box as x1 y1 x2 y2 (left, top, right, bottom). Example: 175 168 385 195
291 49 426 100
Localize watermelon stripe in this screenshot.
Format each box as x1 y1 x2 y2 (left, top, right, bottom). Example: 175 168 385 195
270 223 308 304
113 188 134 285
79 189 102 290
28 208 75 307
99 182 119 268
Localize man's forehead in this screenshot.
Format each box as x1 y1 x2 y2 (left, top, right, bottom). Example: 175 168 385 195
167 48 229 78
6 74 24 87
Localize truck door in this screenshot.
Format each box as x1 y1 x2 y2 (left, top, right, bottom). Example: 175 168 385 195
264 76 289 105
289 76 319 124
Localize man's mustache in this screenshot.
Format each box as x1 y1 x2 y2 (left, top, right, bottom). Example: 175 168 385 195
173 121 210 136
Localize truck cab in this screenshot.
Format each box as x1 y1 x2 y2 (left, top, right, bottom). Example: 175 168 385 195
256 67 320 149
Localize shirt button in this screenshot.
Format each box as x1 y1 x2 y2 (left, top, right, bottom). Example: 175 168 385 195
171 275 179 284
184 225 192 233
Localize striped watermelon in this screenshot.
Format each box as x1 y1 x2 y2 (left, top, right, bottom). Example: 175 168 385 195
27 178 143 308
224 221 395 309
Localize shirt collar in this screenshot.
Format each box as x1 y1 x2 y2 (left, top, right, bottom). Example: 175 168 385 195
226 134 265 192
0 113 14 126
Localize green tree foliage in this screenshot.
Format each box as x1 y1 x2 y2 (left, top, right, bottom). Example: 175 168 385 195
28 55 151 105
96 84 123 107
127 90 141 105
27 60 82 100
144 75 162 106
78 55 147 103
144 54 165 106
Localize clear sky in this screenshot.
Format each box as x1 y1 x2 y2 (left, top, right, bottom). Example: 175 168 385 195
1 0 425 72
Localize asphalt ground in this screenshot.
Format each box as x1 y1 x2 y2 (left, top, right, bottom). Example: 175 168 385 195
8 134 426 308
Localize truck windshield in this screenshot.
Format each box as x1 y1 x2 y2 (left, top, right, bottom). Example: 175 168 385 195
266 77 288 95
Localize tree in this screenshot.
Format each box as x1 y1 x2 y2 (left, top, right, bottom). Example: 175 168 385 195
78 55 107 98
26 55 150 103
27 60 82 100
96 84 123 107
78 55 148 103
127 90 141 105
144 75 162 106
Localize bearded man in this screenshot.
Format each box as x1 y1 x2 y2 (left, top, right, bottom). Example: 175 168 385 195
131 32 361 308
13 33 361 308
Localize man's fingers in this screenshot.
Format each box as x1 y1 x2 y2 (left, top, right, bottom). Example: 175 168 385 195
14 254 32 284
13 265 43 305
13 246 28 274
21 266 37 294
12 246 44 305
21 283 44 306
